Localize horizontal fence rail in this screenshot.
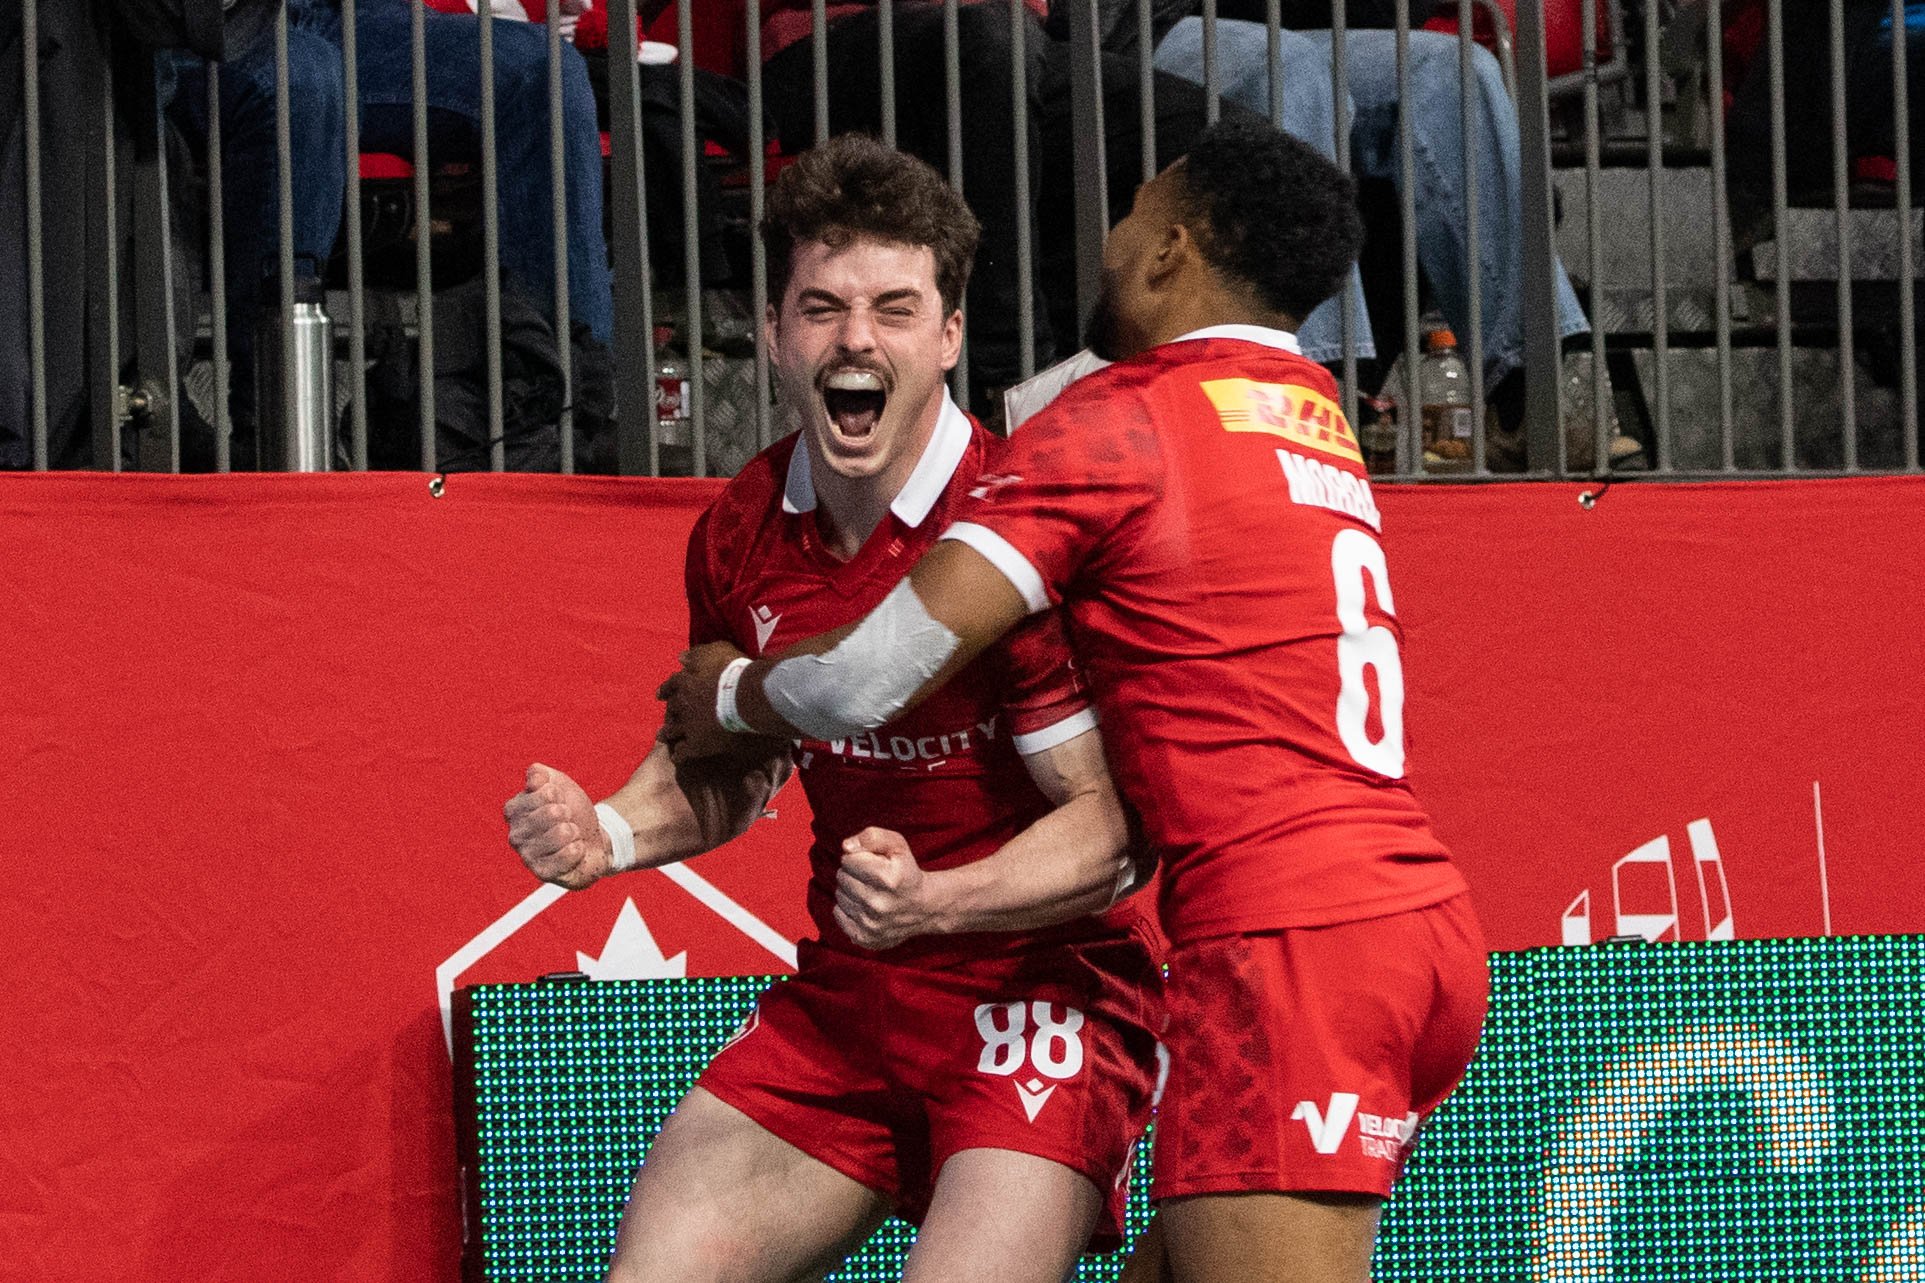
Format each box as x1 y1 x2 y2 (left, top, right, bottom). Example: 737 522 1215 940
4 0 1921 479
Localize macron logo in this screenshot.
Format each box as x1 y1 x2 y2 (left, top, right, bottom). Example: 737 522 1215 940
1292 1092 1360 1155
752 604 782 654
1016 1077 1057 1122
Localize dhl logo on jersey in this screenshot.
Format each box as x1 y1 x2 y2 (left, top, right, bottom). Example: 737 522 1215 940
1198 378 1363 465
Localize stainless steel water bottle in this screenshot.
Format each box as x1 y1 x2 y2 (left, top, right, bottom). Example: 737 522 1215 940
256 267 334 472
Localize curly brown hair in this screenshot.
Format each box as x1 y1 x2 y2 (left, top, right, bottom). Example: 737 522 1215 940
762 133 981 315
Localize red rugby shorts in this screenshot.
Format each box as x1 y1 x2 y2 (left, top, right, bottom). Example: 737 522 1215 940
698 933 1163 1246
1152 893 1490 1199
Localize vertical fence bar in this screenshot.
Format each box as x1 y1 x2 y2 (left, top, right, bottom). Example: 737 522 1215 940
1829 0 1857 470
945 0 970 408
879 0 897 148
1012 0 1035 381
1706 0 1735 470
1642 0 1670 468
1767 0 1795 466
1584 0 1607 473
1895 0 1918 470
1334 1 1356 423
208 64 231 471
1068 0 1107 336
22 0 47 468
1266 0 1284 128
88 28 121 470
678 0 706 475
1142 0 1159 185
274 0 298 467
1456 0 1484 469
478 1 505 470
1397 0 1421 475
1512 0 1564 466
413 0 436 470
342 0 368 468
1202 0 1221 125
813 0 830 145
749 0 772 449
607 0 658 475
128 62 180 470
547 0 574 472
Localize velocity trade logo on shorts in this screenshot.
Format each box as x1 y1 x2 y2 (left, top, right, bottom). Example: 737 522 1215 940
1293 1092 1420 1160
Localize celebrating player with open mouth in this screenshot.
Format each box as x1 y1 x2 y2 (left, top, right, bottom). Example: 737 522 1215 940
504 134 1163 1283
660 117 1491 1283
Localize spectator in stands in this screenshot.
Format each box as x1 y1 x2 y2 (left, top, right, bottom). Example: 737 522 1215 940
1152 0 1591 440
756 1 1251 418
168 0 610 465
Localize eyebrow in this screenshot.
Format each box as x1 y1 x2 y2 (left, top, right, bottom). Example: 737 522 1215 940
794 287 926 308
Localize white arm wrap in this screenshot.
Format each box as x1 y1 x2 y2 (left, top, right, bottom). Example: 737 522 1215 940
763 579 961 741
594 802 638 873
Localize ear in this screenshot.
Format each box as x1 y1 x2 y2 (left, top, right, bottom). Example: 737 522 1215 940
1146 221 1196 293
939 307 964 372
764 299 781 355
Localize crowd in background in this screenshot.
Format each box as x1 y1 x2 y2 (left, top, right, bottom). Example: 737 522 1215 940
6 0 1922 472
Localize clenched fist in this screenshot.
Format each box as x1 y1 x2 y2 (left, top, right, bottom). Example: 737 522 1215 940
504 762 615 890
834 827 944 951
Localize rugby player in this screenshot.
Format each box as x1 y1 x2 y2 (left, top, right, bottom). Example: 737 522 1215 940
658 117 1491 1283
504 134 1163 1283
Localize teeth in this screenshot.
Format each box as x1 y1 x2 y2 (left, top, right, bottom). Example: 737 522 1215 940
824 370 885 392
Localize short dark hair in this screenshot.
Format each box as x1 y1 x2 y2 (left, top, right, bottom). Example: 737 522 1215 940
1171 117 1364 323
761 133 982 314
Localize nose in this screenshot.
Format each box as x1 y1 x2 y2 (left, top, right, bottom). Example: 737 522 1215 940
836 304 879 355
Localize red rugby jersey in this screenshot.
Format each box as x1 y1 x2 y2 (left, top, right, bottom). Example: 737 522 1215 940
687 393 1155 966
944 327 1466 946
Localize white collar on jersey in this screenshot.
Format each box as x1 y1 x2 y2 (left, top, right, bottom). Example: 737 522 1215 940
781 386 973 529
1168 324 1303 354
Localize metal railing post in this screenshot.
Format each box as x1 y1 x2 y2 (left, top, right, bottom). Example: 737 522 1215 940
1068 0 1107 337
1512 0 1563 471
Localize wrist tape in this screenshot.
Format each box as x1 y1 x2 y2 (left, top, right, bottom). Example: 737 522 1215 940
715 656 755 735
594 802 638 872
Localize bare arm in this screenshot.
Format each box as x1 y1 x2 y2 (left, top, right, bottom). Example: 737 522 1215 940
832 726 1153 950
504 739 791 890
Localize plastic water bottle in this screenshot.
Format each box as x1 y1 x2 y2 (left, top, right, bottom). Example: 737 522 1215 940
1419 329 1473 471
653 324 692 451
256 266 334 472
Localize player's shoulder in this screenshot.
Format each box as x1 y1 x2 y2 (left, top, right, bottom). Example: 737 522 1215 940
1008 361 1162 468
708 433 798 525
688 434 798 588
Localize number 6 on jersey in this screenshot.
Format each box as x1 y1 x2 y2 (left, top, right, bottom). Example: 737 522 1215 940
1331 528 1406 779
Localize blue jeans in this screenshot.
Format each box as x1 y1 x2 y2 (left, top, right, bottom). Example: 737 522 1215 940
172 0 611 424
1156 18 1587 383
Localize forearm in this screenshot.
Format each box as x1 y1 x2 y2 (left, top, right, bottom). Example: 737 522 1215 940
596 744 710 869
919 789 1143 935
601 741 783 869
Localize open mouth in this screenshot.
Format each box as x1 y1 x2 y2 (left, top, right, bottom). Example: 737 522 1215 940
820 369 887 443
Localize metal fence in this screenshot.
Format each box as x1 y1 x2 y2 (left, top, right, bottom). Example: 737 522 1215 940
5 0 1920 478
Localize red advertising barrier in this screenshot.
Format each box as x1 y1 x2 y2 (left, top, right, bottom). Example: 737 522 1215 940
2 472 1920 1281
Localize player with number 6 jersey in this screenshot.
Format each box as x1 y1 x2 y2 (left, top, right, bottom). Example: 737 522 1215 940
658 118 1491 1283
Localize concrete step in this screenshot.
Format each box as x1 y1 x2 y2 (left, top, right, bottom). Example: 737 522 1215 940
1625 344 1914 470
1751 207 1925 283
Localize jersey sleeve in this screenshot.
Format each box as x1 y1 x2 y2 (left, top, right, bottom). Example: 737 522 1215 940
682 508 733 648
994 608 1099 756
941 375 1163 613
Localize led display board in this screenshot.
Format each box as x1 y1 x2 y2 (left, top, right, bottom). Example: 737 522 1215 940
455 936 1924 1281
